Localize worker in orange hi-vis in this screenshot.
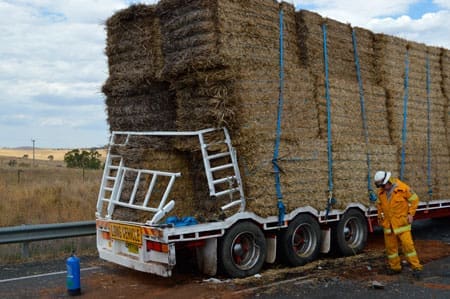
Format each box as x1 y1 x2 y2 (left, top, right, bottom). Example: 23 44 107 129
374 171 423 279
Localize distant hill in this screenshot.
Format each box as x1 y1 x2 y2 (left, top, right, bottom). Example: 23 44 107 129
0 148 107 161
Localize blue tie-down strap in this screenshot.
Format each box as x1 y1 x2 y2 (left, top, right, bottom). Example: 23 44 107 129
325 195 336 219
369 190 378 202
278 200 286 225
166 216 198 227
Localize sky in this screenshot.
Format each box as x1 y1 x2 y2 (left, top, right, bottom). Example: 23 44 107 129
0 0 449 148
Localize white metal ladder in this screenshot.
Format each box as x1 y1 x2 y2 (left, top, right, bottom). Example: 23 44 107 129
198 128 246 212
95 128 245 223
96 132 180 224
95 152 123 217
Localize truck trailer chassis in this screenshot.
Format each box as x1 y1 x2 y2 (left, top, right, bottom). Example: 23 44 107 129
96 128 450 278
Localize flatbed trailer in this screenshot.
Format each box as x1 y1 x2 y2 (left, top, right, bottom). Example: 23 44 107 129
96 128 450 278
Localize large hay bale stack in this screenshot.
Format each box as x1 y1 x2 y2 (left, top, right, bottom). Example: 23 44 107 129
441 48 450 147
103 5 200 222
155 0 331 216
102 0 450 222
295 10 396 210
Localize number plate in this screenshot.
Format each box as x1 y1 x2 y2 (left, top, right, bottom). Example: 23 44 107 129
110 223 142 245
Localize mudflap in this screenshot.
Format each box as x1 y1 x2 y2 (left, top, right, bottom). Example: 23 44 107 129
321 228 331 253
265 234 277 263
196 238 217 276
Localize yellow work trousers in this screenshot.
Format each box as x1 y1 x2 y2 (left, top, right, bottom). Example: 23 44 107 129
384 230 423 271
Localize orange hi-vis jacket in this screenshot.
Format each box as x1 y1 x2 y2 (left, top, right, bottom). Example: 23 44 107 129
376 179 419 235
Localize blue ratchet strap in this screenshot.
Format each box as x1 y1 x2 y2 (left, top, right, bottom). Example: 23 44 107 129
351 30 377 202
322 24 336 219
426 54 433 201
273 8 285 225
400 49 409 180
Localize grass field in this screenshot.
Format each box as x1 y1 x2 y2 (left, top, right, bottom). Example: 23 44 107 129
0 149 105 227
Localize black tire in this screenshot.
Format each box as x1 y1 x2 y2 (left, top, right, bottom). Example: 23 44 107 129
219 221 266 278
279 214 321 266
332 209 368 256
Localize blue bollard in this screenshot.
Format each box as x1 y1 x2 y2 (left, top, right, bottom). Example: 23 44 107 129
66 252 81 296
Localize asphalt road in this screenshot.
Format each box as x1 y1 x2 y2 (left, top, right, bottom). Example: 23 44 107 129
1 218 450 299
243 256 450 299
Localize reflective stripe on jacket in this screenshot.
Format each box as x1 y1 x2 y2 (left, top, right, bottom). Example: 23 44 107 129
376 178 419 234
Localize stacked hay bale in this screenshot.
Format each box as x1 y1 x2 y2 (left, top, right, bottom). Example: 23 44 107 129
276 6 329 212
296 11 397 209
102 5 202 221
103 5 171 133
443 48 450 197
218 2 328 215
373 33 450 200
427 46 450 199
422 45 450 200
103 0 450 222
155 0 329 217
442 49 450 151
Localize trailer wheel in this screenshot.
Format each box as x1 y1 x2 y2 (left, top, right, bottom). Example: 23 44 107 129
219 221 266 278
279 214 321 266
332 209 367 256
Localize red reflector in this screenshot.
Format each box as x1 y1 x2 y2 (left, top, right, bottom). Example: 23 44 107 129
102 231 111 240
146 240 168 252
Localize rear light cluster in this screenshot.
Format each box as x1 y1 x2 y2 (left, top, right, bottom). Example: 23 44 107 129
146 240 169 252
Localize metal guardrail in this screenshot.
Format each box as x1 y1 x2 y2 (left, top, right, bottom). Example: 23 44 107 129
0 221 96 257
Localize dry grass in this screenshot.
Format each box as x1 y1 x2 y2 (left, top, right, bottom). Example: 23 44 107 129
0 153 103 262
0 155 102 227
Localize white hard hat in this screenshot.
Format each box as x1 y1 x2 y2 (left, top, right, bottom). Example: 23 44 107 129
374 171 391 187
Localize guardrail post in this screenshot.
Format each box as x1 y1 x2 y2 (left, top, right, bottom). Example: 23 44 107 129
21 241 30 258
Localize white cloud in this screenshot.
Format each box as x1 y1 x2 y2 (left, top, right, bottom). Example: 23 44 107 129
0 0 114 148
367 10 450 48
293 0 418 22
434 0 450 9
0 113 31 123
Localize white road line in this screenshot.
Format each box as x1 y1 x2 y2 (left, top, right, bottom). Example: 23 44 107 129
0 266 100 283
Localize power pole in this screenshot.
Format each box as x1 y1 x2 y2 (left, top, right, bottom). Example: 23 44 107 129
32 139 35 166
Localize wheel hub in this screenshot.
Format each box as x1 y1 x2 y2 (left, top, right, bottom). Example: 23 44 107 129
233 243 244 257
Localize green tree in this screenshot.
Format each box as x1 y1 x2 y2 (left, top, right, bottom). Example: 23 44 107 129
64 149 102 169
